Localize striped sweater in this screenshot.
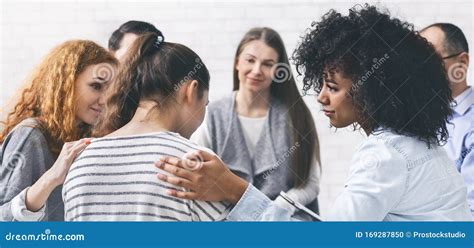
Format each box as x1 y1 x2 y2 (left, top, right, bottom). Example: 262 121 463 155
63 131 230 221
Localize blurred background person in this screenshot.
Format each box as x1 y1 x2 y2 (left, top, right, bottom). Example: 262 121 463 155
191 27 321 217
108 20 163 61
421 23 474 216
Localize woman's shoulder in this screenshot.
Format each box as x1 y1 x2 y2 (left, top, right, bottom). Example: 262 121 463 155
89 131 209 153
3 118 48 146
207 93 234 111
368 128 438 152
1 118 53 167
347 131 410 182
357 128 445 169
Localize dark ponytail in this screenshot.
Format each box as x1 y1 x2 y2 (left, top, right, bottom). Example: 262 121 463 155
95 33 210 135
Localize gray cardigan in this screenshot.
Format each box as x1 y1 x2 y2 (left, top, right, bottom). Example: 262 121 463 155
206 93 295 200
206 93 319 215
0 118 63 221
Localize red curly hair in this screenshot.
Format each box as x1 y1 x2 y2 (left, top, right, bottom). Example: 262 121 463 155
0 40 118 155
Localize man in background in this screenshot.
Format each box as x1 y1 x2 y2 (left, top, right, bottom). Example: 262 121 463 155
421 23 474 216
108 20 163 61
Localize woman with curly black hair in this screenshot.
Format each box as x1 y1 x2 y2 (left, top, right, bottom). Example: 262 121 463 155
154 4 472 221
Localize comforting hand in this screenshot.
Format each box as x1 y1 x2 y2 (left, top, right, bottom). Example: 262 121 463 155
25 138 91 212
46 138 92 186
155 150 248 204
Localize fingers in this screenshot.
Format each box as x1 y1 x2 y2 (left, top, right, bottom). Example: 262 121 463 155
63 141 75 150
155 159 194 181
60 139 91 162
49 139 92 185
63 138 91 150
70 139 91 157
156 173 195 191
167 189 198 200
196 150 224 168
158 156 185 169
181 152 203 171
196 150 216 161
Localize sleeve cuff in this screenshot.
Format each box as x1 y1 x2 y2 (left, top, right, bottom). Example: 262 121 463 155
11 187 46 221
274 195 296 214
227 184 271 221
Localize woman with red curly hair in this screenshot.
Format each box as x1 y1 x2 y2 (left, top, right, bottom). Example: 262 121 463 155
0 40 117 221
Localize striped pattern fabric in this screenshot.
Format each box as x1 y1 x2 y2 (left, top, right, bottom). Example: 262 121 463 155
63 132 230 221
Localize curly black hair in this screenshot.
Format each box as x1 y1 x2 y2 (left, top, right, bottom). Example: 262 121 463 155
293 4 452 146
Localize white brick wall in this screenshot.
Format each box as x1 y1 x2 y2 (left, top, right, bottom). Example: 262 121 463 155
1 0 473 218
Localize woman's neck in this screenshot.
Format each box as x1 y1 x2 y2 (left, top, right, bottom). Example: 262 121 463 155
235 88 270 118
107 102 178 137
452 83 469 99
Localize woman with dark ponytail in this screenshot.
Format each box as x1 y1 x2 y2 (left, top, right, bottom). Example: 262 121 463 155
63 33 229 221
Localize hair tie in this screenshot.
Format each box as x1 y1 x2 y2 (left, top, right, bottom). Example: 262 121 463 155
155 35 164 48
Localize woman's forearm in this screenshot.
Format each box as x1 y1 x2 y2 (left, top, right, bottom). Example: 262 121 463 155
25 139 90 212
225 171 249 204
25 170 59 212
